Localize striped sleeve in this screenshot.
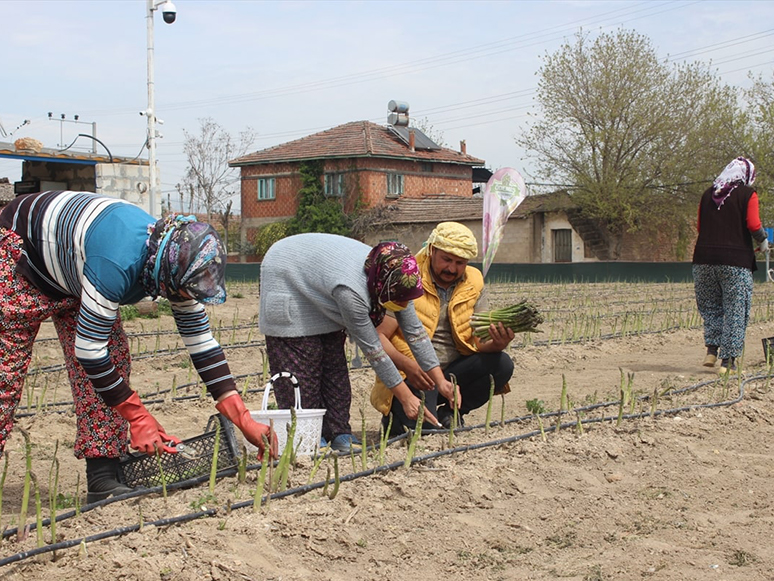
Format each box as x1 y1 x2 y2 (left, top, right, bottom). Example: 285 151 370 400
74 278 132 406
172 300 237 399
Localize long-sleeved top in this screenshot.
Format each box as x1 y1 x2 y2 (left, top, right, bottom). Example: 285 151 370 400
259 232 440 389
0 191 234 405
693 185 765 271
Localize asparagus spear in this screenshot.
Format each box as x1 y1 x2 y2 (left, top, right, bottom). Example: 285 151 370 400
470 300 543 339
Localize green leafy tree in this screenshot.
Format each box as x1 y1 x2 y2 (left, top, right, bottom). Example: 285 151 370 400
287 160 350 236
519 29 739 257
740 73 774 223
254 220 290 258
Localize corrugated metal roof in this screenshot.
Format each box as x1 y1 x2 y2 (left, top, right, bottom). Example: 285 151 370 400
230 121 484 167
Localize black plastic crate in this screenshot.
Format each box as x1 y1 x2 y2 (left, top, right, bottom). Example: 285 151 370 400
119 414 239 489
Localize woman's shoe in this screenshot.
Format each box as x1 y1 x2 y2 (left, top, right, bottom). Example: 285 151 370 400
703 346 718 367
330 434 361 454
85 457 133 504
718 357 737 375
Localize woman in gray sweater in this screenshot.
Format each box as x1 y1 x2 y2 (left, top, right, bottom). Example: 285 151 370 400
260 233 457 452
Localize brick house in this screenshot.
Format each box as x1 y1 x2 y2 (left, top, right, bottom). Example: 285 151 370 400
229 120 484 255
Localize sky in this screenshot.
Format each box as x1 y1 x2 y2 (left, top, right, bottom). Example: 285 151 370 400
2 0 774 212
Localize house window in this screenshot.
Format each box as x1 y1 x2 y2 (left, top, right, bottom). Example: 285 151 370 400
325 173 345 197
553 229 572 263
387 173 404 197
421 162 433 173
257 178 275 200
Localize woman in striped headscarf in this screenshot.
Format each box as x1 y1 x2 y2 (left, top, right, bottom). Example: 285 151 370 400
0 191 276 504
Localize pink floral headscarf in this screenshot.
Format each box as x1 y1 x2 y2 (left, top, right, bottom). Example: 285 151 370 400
364 242 423 326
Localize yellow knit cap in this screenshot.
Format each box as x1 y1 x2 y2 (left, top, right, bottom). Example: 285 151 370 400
418 221 478 260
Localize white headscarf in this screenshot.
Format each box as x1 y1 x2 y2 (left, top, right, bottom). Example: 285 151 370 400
712 157 756 209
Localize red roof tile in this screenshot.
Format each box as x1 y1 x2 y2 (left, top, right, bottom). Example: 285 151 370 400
230 121 485 167
374 192 576 225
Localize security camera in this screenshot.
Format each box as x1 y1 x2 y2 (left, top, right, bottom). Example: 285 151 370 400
159 0 177 24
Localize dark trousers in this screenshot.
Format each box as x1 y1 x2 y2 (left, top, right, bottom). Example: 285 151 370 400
265 330 352 441
387 351 514 433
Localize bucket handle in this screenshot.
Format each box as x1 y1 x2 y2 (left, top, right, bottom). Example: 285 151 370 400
261 372 303 411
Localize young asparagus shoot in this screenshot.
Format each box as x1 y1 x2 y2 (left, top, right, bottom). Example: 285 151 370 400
650 386 659 418
378 414 393 466
253 437 270 512
48 450 60 544
0 452 8 532
208 420 222 496
558 374 569 431
616 368 628 427
360 407 368 471
448 373 459 449
31 473 43 548
405 393 425 469
327 455 340 500
18 429 33 542
154 450 168 499
484 375 495 435
272 409 297 492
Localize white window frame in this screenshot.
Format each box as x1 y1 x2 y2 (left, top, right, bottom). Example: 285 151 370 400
257 177 276 200
387 173 404 197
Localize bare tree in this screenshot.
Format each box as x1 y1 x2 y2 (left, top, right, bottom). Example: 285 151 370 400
410 116 447 147
179 118 256 221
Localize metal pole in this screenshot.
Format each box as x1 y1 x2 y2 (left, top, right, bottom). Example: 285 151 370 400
146 0 157 218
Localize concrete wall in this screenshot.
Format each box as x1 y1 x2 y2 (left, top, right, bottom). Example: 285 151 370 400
95 163 157 216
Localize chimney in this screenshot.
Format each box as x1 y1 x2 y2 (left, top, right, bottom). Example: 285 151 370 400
408 129 415 152
460 140 466 154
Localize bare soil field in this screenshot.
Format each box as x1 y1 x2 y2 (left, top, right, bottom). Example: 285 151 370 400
2 281 774 581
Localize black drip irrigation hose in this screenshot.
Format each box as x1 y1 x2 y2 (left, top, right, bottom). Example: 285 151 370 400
1 372 768 567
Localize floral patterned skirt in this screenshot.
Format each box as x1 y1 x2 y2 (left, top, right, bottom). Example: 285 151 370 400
0 228 129 458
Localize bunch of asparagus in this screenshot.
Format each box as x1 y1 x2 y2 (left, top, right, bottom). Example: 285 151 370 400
470 300 543 339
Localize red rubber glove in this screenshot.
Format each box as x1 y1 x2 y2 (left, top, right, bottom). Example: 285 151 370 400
114 391 180 455
216 394 278 459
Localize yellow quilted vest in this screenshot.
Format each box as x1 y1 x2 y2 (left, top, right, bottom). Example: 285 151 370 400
370 253 484 415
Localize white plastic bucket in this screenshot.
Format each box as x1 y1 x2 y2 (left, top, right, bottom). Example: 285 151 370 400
246 372 325 456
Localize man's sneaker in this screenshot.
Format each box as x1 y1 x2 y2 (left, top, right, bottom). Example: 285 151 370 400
330 434 361 454
718 357 737 375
